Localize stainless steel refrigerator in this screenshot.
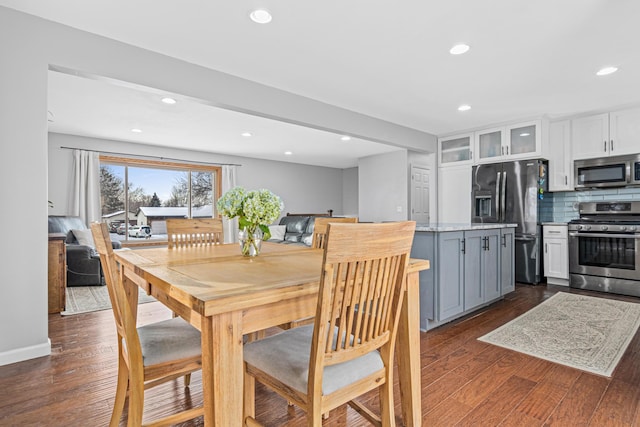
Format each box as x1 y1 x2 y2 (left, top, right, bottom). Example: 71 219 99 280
471 159 547 284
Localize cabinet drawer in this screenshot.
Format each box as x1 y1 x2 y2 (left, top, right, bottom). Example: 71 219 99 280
543 225 567 238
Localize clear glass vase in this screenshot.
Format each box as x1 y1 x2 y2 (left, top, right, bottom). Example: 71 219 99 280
238 227 263 257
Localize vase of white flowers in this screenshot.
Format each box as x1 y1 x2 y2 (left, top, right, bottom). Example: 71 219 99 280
216 187 284 257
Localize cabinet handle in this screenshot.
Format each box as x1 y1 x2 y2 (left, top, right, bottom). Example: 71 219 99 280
461 239 466 254
604 140 607 152
486 236 490 251
470 150 473 160
502 234 506 247
506 146 509 155
565 175 568 185
545 243 548 253
611 139 614 152
501 146 504 156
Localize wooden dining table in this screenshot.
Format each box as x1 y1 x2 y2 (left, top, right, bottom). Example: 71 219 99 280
115 242 429 426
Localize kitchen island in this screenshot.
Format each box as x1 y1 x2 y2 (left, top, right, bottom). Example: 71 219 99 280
411 224 516 331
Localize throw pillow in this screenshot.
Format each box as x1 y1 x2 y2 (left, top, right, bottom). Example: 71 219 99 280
72 228 95 248
268 225 286 241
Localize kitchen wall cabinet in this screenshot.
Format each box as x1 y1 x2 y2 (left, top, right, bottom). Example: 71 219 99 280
543 224 569 286
548 120 573 192
438 133 474 166
437 164 471 223
572 108 640 160
412 226 515 331
474 120 543 164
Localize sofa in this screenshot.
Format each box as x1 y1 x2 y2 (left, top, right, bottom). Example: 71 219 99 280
48 216 122 286
268 215 327 247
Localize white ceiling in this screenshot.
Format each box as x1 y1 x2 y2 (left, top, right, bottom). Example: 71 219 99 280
4 0 640 167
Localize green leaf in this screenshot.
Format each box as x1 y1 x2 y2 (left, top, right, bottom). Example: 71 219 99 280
259 224 271 241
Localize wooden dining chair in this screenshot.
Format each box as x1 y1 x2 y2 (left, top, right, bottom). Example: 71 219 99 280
243 221 416 427
166 218 224 248
90 222 204 427
310 216 358 249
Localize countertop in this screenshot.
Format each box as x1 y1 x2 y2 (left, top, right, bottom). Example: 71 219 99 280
415 223 517 232
541 222 568 226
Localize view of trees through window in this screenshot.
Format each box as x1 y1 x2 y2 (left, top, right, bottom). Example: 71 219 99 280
99 157 220 242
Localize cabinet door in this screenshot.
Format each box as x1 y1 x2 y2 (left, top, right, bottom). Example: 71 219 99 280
438 133 474 166
548 120 573 191
437 232 465 320
438 165 471 223
474 127 504 164
571 113 609 160
463 230 485 311
483 229 501 302
506 121 541 159
500 229 515 294
544 238 569 280
609 108 640 156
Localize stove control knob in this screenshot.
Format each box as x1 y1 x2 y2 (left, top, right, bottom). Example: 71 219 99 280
620 226 627 232
577 225 583 231
630 226 637 232
585 225 592 231
601 225 608 231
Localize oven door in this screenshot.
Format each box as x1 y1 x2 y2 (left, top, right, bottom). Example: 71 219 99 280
569 231 640 280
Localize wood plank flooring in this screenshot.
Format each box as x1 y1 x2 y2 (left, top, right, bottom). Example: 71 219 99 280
1 284 639 426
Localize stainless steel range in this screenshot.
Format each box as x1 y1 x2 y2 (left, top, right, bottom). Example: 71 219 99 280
569 201 640 297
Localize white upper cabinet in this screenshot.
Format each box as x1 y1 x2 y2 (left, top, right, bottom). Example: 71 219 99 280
548 120 573 192
572 108 640 160
438 133 474 166
474 120 542 164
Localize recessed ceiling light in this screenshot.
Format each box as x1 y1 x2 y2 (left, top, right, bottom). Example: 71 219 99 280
249 9 272 24
131 128 142 133
458 104 471 112
520 133 530 137
596 66 618 76
241 132 252 137
450 44 470 55
161 97 177 105
340 136 351 141
284 151 293 156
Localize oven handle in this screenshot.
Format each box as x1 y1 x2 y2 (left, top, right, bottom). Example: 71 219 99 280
568 232 640 239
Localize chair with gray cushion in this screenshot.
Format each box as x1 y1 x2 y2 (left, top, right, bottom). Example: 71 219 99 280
91 222 203 426
243 221 416 427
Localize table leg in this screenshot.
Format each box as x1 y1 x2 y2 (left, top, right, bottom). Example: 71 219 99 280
396 271 422 427
201 311 244 426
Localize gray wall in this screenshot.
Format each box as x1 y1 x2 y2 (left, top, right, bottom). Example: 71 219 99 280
342 167 359 217
0 6 435 365
358 150 409 223
48 133 345 218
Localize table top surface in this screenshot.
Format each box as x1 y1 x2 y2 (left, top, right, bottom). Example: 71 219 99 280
115 242 429 316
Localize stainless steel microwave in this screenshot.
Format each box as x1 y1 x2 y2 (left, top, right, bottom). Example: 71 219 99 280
574 154 640 190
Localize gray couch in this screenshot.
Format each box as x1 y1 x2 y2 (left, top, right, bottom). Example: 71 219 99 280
48 216 121 286
269 215 326 246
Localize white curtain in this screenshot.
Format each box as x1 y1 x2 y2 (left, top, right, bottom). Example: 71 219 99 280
221 165 238 243
69 150 101 225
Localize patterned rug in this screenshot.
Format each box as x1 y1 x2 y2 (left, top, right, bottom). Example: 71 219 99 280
478 292 640 377
61 285 157 316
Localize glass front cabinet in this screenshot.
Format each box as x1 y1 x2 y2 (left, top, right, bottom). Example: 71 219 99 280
438 133 474 166
474 120 542 164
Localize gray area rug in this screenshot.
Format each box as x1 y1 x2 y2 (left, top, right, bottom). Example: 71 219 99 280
478 292 640 377
62 285 157 316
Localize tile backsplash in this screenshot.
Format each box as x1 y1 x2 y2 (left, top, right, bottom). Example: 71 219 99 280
539 188 640 223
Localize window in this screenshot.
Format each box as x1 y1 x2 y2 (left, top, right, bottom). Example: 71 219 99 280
99 156 222 244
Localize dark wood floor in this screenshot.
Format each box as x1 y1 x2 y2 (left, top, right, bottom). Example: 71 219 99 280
1 284 639 426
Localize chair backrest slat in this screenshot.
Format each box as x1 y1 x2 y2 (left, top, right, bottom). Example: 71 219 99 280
311 217 358 249
310 221 415 373
166 218 224 249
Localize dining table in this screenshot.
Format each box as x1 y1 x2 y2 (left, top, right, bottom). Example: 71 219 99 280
114 241 429 426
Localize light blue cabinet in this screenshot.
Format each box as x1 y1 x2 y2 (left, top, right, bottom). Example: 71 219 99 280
500 228 515 294
412 226 515 331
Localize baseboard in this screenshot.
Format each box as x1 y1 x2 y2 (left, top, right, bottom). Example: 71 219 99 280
0 339 51 366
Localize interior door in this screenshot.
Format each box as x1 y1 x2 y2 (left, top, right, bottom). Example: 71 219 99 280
411 166 430 223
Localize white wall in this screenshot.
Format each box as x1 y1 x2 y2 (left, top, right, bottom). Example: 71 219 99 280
358 150 409 223
342 167 358 217
49 133 345 218
0 6 435 365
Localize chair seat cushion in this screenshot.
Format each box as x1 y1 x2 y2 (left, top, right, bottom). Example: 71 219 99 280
244 324 383 395
138 317 201 367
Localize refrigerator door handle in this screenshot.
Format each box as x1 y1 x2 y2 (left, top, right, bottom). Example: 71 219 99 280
501 172 507 223
496 172 502 222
